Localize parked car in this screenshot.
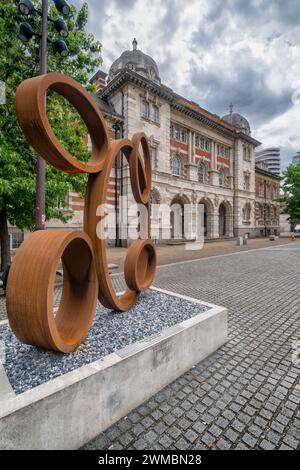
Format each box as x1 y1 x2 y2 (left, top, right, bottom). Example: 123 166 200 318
293 224 300 236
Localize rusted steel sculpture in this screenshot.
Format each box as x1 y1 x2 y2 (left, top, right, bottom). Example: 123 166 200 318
6 73 156 353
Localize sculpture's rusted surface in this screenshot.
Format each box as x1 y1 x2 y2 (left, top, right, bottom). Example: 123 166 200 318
6 72 156 353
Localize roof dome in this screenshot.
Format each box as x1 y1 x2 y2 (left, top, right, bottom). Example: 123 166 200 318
222 105 251 135
108 39 161 84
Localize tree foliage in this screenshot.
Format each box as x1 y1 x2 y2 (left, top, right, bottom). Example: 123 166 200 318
0 0 101 231
281 162 300 224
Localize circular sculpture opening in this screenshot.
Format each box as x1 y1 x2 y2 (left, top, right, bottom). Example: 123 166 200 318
15 73 110 174
124 239 156 292
6 230 98 353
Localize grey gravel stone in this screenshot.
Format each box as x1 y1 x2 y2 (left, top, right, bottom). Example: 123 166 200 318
0 290 209 394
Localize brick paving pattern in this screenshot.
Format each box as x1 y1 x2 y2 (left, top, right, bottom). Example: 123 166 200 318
83 244 300 450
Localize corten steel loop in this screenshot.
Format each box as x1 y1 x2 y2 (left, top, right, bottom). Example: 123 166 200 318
15 73 110 174
8 73 157 352
129 133 152 205
6 230 98 353
84 137 156 311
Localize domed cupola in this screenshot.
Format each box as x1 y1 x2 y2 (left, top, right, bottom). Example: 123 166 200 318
108 39 161 84
222 104 251 135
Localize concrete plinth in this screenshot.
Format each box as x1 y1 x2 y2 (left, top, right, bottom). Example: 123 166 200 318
0 288 227 450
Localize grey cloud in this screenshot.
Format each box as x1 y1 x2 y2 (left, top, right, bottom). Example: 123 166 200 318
280 145 298 171
188 49 293 126
160 0 182 41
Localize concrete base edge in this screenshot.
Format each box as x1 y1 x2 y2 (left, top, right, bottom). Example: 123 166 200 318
0 287 227 450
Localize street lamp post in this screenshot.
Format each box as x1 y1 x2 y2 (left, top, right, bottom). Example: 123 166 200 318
112 123 121 247
36 0 48 230
17 0 70 230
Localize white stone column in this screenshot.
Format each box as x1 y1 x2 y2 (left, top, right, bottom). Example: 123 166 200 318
209 142 219 186
186 130 198 180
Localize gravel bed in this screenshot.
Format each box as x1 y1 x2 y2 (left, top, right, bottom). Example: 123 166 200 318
0 289 209 394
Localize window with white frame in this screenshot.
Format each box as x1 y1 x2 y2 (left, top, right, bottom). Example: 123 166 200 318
219 169 225 186
259 181 264 196
243 145 251 161
244 173 250 191
171 124 188 143
243 203 251 221
198 162 206 183
141 100 149 119
172 155 181 176
152 104 159 123
87 134 92 152
150 147 158 169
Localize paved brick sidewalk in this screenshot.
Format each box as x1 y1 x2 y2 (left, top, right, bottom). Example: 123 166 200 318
83 243 300 450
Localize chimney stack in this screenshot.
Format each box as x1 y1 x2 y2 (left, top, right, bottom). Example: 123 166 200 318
90 70 107 92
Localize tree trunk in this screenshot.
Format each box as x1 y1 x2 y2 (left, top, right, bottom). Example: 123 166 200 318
0 207 11 274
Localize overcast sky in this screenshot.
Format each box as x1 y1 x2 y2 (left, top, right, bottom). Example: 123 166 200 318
73 0 300 170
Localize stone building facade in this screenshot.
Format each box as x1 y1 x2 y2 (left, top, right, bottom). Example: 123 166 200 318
10 40 280 251
87 40 280 243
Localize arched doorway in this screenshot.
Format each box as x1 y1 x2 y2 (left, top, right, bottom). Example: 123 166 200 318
199 198 214 239
170 195 189 240
219 203 226 236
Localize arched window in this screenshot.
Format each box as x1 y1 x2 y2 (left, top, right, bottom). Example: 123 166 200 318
219 169 225 186
198 163 206 183
172 155 181 177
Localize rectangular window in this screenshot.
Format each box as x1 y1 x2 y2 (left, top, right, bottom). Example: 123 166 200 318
141 100 149 119
11 232 24 249
175 127 180 140
195 136 200 148
205 140 210 151
200 138 205 150
87 134 92 152
152 104 159 123
150 147 158 169
181 130 187 143
259 181 264 196
244 174 250 191
170 125 174 138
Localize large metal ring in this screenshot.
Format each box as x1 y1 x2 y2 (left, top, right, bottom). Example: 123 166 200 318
84 137 156 311
6 230 98 353
129 133 152 204
15 73 110 174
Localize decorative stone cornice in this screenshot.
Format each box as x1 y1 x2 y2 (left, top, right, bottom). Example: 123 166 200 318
98 69 261 146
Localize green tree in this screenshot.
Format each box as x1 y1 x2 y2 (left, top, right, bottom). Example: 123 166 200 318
281 162 300 225
0 0 102 273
